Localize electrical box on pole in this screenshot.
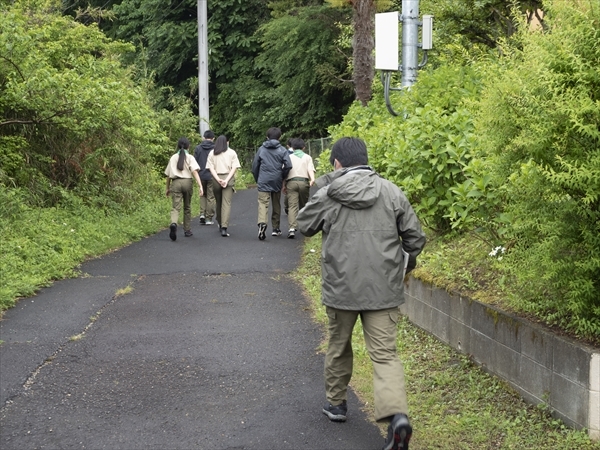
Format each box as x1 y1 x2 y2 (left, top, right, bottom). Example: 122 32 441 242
375 0 433 116
375 12 399 71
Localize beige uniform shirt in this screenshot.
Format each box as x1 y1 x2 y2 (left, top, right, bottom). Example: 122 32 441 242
287 152 315 180
164 152 200 178
206 148 241 174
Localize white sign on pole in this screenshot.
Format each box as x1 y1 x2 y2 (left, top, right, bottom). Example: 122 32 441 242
375 12 399 71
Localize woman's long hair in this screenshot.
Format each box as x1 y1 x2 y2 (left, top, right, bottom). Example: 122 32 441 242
213 135 228 156
176 137 190 171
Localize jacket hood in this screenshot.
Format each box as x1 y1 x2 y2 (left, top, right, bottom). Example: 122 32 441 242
262 139 281 149
199 140 214 151
327 167 380 210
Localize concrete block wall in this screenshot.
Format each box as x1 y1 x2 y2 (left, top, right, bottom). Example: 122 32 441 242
400 278 600 441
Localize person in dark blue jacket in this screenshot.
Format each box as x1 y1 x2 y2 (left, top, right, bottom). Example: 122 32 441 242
251 127 292 240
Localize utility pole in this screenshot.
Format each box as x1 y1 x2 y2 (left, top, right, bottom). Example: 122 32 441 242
197 0 209 135
401 0 420 87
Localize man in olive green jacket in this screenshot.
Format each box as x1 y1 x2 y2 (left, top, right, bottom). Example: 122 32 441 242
297 137 426 450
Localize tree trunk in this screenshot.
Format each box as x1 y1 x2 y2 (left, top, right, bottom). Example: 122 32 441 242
352 0 375 106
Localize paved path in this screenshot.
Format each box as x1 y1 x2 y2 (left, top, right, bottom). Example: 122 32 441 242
0 188 383 449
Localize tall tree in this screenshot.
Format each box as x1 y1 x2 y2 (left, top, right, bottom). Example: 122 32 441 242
328 0 392 106
211 5 354 154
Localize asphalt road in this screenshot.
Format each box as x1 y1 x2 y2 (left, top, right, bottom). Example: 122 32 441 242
0 187 384 450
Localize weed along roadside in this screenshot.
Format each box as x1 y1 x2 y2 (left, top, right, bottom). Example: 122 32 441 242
295 236 600 449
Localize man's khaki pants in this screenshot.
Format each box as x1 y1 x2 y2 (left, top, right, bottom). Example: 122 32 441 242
257 191 281 229
285 180 310 230
199 179 215 220
325 306 408 421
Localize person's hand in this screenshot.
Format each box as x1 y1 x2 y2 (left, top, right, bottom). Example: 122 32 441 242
166 189 170 197
220 179 227 188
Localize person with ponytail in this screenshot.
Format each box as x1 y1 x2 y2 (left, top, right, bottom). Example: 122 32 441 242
164 137 203 241
206 135 241 237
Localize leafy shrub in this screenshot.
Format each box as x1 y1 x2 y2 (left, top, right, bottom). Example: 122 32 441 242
329 65 494 234
0 1 168 208
475 0 600 338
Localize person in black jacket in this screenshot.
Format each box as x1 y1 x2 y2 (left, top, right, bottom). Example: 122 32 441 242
193 130 216 225
251 127 292 240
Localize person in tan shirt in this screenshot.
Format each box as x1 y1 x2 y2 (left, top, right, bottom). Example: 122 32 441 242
283 138 315 238
206 135 241 237
164 137 203 240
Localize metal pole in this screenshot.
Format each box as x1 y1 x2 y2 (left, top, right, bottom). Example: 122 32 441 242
198 0 209 135
401 0 419 87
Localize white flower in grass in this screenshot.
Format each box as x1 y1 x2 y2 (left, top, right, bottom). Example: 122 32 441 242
489 246 506 258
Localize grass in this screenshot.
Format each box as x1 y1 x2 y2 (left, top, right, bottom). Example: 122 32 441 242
0 187 199 313
293 236 600 450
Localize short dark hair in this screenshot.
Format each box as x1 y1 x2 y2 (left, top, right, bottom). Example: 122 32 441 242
266 127 282 140
292 138 305 150
203 130 215 139
329 137 368 167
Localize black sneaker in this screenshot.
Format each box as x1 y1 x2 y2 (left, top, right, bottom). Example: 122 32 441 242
199 215 206 225
322 401 347 422
287 228 295 239
271 228 282 237
382 414 412 450
184 230 193 237
169 223 177 241
258 223 267 240
220 227 229 237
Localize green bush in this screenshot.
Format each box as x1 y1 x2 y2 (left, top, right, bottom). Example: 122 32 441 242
0 1 168 209
475 0 600 338
329 65 492 234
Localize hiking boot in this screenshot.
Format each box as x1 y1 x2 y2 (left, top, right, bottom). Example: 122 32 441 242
199 215 206 225
287 228 295 239
169 223 177 241
322 401 347 422
271 228 282 237
205 219 214 225
184 230 193 237
258 223 267 240
382 414 412 450
220 227 229 237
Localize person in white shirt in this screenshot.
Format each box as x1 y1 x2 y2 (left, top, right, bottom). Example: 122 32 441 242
283 138 315 238
164 137 203 240
206 135 241 237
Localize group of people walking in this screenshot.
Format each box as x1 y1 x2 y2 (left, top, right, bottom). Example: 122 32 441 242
164 126 314 241
164 130 426 450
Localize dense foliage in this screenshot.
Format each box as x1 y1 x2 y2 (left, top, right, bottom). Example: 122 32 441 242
213 5 354 157
475 1 600 339
330 0 600 341
1 0 166 209
0 0 197 308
